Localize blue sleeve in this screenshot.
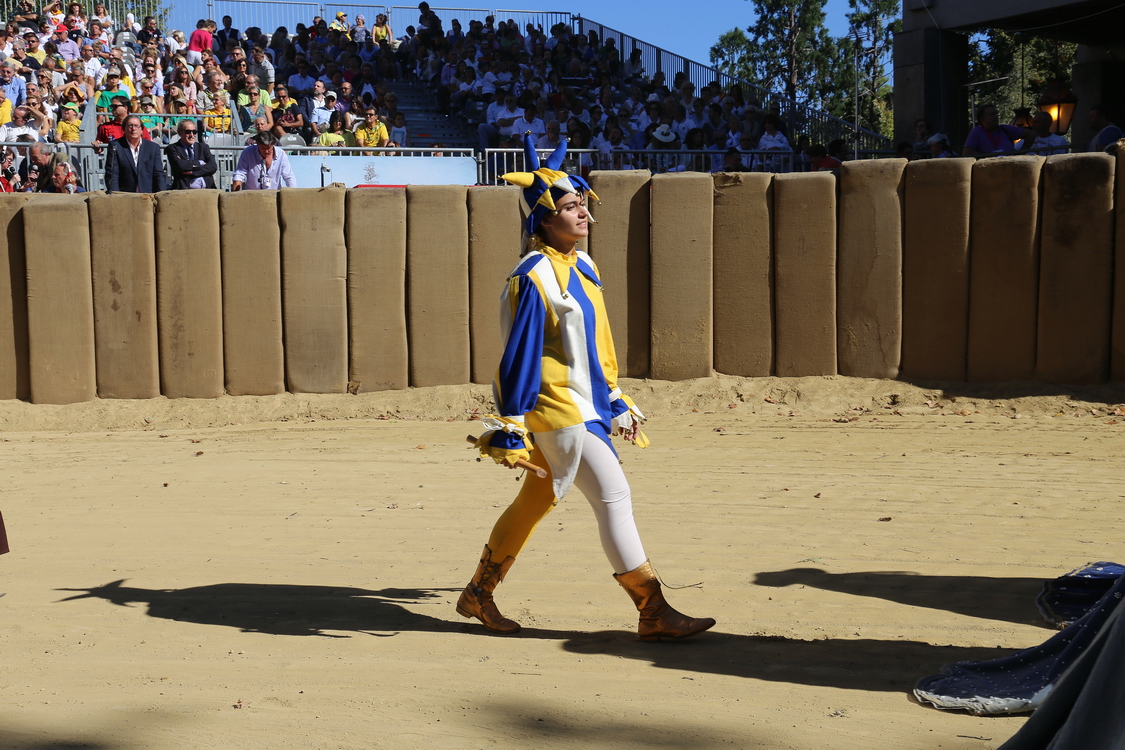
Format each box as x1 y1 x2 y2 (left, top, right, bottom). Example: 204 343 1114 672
495 274 544 420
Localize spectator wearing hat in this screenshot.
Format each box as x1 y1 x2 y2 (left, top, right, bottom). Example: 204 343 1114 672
105 114 166 192
927 133 956 159
137 95 163 137
231 130 296 191
53 23 79 60
645 122 686 173
329 12 349 33
94 68 130 111
166 120 216 189
54 100 81 142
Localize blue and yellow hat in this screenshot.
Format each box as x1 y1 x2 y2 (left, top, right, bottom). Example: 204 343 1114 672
501 132 599 235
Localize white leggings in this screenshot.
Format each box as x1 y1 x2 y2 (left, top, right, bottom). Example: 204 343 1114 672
571 432 647 574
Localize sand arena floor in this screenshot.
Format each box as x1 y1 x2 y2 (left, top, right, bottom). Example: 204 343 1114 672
1 375 1123 750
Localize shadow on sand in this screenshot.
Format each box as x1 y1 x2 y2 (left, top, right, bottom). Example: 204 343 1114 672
753 568 1050 627
55 579 580 639
60 579 1023 693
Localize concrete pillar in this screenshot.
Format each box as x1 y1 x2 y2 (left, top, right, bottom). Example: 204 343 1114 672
893 27 970 148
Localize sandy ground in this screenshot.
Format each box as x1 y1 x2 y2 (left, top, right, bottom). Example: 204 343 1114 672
2 375 1124 750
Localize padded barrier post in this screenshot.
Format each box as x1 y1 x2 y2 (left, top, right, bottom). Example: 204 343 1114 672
0 194 30 400
588 170 652 377
837 159 906 379
23 195 95 404
406 185 470 387
467 186 520 385
712 172 772 376
155 190 224 398
1112 143 1125 380
219 190 284 395
88 193 159 399
901 158 972 381
773 173 837 376
347 187 408 392
966 156 1044 382
649 172 714 380
1036 153 1115 384
279 187 348 393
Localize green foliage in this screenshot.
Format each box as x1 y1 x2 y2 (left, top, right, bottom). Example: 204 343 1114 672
710 0 899 139
966 30 1077 126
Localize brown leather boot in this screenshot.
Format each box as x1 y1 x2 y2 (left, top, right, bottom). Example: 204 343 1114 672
456 545 521 634
614 561 715 641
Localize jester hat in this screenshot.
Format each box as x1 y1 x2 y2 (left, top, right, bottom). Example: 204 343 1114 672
501 132 599 235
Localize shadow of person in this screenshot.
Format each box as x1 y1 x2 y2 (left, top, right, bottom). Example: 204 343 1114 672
753 568 1050 627
55 580 582 640
562 630 1017 693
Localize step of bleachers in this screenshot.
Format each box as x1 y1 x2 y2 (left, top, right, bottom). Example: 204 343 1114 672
389 79 473 150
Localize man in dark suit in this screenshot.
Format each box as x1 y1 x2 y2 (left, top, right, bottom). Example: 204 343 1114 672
165 119 217 189
105 114 167 193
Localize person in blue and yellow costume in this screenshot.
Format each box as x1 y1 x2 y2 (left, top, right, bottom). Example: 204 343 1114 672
456 133 715 642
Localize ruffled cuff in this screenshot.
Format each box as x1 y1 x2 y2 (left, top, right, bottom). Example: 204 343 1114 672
476 414 533 465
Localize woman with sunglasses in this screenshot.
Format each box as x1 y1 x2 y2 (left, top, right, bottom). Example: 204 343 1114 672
239 83 272 135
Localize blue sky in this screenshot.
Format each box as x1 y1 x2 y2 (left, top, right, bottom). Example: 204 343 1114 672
503 0 854 66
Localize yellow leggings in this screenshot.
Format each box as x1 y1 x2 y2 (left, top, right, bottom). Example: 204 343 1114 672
487 444 558 560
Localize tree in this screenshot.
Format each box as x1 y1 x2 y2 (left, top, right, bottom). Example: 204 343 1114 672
967 30 1077 127
710 0 835 104
844 0 899 138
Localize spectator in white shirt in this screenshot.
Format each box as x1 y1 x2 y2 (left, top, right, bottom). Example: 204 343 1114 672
1028 110 1069 155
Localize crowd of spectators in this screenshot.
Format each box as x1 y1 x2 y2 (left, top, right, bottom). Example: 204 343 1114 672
0 2 1115 193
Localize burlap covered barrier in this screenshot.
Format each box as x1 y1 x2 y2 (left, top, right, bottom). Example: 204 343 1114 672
901 158 973 382
346 187 408 392
23 195 95 404
1113 143 1125 380
837 159 905 379
773 172 837 377
219 191 284 395
468 186 520 384
588 170 651 378
712 173 772 376
279 187 348 393
88 193 159 399
155 190 224 398
1036 154 1115 384
0 194 30 400
650 172 713 380
966 156 1044 382
406 185 469 387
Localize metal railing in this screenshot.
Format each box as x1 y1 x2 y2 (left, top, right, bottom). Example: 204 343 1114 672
478 147 904 183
